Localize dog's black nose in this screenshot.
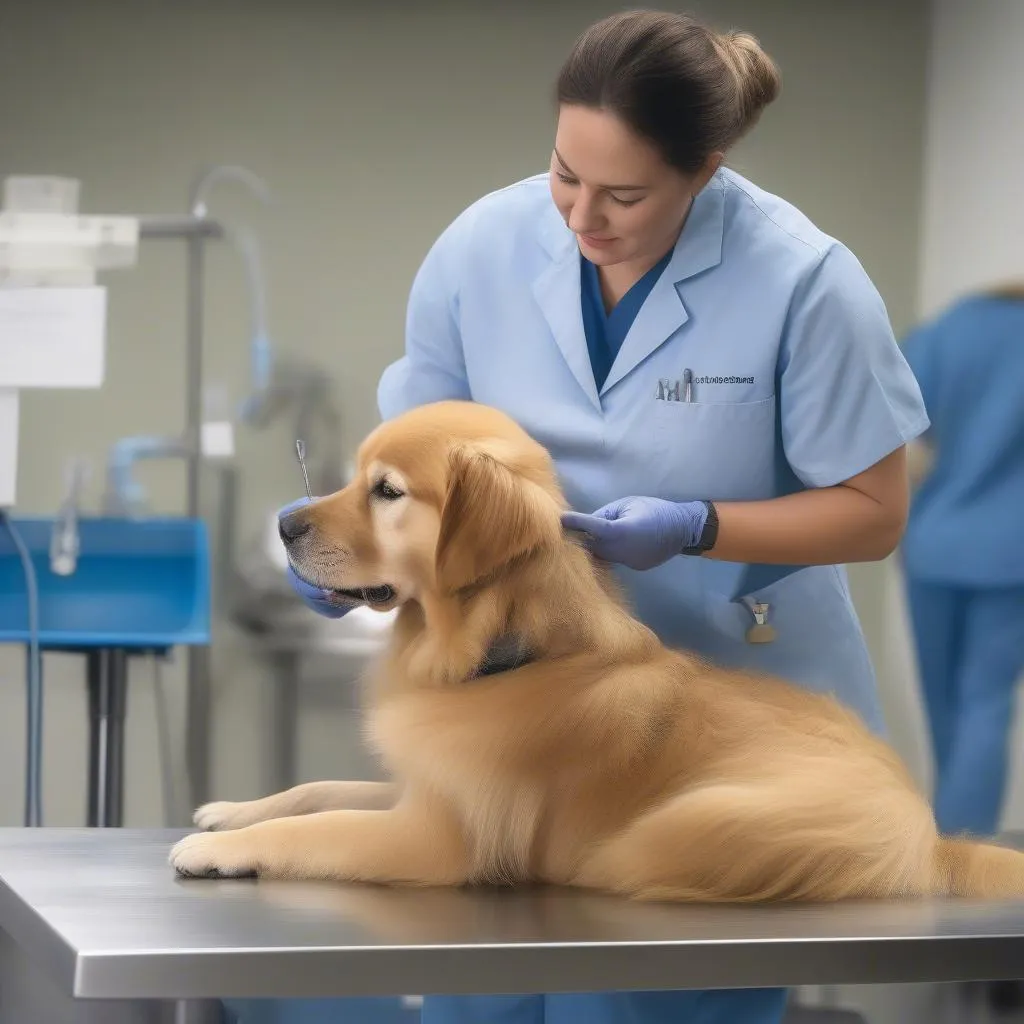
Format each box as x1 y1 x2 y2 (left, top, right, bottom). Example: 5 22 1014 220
278 508 312 546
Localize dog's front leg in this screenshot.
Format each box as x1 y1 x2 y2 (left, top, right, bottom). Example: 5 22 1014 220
194 781 398 831
170 793 469 885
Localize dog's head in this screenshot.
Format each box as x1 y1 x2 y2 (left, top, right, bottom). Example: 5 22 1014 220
279 401 567 610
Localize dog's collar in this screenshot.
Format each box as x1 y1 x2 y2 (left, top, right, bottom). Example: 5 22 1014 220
471 634 535 679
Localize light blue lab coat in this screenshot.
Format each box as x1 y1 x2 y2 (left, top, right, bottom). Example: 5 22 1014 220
374 166 928 1024
380 167 927 731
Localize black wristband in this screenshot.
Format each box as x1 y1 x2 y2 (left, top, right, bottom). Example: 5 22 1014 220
681 500 718 556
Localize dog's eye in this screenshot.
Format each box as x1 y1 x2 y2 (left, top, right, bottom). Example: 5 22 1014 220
372 479 405 502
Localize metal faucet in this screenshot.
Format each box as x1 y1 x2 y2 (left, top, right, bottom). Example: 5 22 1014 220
99 164 273 519
50 457 91 576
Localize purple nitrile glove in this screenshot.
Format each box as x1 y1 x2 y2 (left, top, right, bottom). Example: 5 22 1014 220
278 496 357 619
561 496 709 571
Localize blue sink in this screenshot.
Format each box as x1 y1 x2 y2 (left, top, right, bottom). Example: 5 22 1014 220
0 516 211 650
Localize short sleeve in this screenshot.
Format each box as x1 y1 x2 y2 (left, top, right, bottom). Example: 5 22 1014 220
778 243 930 488
898 320 938 417
377 208 475 420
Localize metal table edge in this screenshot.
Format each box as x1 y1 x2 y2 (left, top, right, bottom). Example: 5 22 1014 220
0 867 81 998
68 928 1024 1000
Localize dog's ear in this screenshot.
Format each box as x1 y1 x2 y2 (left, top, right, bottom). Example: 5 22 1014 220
435 440 561 594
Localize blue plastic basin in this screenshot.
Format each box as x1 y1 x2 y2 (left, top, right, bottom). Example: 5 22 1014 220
0 516 211 649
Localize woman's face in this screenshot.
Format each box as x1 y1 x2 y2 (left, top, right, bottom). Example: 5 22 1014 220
550 104 713 271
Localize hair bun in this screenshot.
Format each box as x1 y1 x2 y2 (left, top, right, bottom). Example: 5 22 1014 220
557 10 783 173
722 30 781 134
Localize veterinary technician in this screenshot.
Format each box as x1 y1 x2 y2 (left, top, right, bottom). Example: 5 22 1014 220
899 285 1024 840
286 9 928 1024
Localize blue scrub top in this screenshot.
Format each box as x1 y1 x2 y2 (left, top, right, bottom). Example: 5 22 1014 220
581 249 674 391
900 293 1024 586
378 167 928 732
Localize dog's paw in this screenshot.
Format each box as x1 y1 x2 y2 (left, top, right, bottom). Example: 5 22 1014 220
169 831 259 879
193 800 253 832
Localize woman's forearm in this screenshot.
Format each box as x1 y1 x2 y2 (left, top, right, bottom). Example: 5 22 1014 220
708 483 905 566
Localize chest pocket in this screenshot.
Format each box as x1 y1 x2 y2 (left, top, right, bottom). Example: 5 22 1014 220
649 394 778 502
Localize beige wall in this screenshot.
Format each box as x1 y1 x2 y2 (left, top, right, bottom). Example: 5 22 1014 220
918 0 1024 317
0 0 929 827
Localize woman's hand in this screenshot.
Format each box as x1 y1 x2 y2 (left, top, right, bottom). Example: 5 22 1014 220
561 497 709 570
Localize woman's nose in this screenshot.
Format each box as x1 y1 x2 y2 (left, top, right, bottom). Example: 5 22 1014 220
567 193 604 234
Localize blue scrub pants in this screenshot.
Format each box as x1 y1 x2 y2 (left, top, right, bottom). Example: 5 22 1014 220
225 989 789 1024
905 580 1024 836
421 990 789 1024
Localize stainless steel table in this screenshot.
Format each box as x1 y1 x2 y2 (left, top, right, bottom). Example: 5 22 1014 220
1 828 1024 1004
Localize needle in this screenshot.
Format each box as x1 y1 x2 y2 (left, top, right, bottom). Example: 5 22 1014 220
295 439 312 499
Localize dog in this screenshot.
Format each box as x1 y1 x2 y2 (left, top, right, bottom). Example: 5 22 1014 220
170 400 1024 902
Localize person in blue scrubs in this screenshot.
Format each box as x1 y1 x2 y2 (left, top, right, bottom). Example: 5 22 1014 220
277 9 928 1024
900 285 1024 842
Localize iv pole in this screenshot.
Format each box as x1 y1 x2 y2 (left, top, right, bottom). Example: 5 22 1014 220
131 166 335 819
133 165 273 815
135 202 225 814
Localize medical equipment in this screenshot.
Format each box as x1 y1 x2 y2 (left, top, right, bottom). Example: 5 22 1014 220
102 165 345 520
0 175 138 506
49 457 91 576
296 439 313 499
0 175 140 827
2 170 356 833
0 513 211 828
92 167 348 816
0 163 350 830
102 165 270 520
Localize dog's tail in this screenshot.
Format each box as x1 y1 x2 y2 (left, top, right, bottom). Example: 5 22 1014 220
934 835 1024 898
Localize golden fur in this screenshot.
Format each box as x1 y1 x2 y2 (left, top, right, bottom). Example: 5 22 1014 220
171 400 1024 902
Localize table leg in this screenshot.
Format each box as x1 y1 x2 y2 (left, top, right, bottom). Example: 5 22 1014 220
185 646 212 811
266 652 299 796
173 998 225 1023
86 649 129 828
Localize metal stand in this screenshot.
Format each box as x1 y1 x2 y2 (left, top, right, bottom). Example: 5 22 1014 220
85 171 273 826
85 649 129 828
132 168 341 818
136 210 224 814
266 651 300 796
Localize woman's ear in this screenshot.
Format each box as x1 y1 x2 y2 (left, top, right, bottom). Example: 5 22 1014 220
692 152 724 193
434 440 562 594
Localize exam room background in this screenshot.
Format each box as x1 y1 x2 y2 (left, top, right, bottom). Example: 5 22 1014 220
1 0 1021 834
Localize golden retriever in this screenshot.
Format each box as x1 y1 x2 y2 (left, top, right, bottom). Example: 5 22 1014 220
170 400 1024 902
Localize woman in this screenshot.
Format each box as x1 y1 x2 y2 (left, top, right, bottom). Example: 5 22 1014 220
900 285 1024 841
285 9 927 1024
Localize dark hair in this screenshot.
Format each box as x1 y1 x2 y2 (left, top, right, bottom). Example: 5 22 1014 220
556 9 782 175
985 281 1024 301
